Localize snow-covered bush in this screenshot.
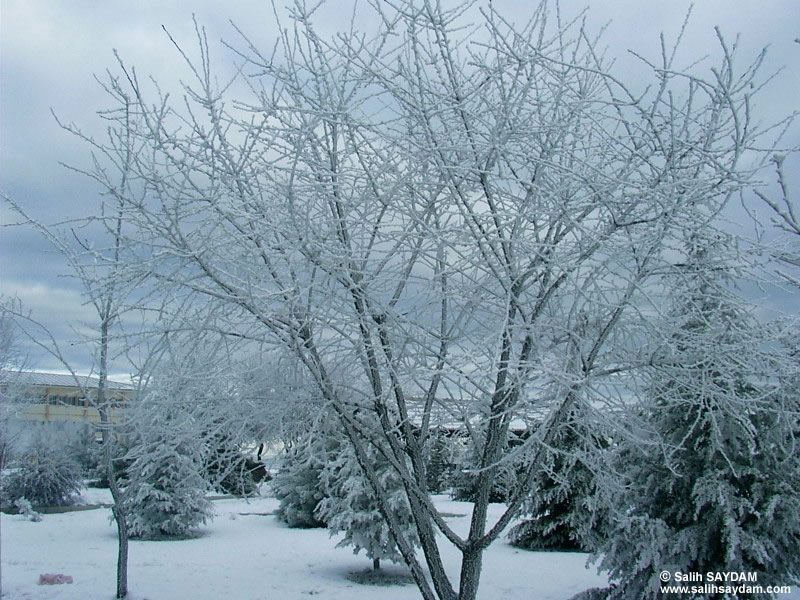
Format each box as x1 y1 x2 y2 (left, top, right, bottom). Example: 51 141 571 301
1 440 83 507
124 429 213 539
272 426 337 528
316 436 420 570
14 497 43 521
423 431 458 494
204 432 258 497
509 411 610 552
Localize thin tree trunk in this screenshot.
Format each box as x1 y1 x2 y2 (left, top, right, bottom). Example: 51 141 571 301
99 309 129 599
111 498 129 598
100 407 129 599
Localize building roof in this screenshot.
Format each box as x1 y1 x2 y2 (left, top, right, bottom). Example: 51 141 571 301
1 370 135 391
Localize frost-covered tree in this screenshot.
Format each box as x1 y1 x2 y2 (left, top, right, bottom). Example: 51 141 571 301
2 77 150 596
316 432 421 571
273 443 328 528
423 431 458 494
509 409 610 552
273 445 328 528
273 416 340 528
125 425 213 539
122 333 284 533
69 2 792 597
0 431 84 507
595 238 800 599
754 154 800 289
124 374 214 539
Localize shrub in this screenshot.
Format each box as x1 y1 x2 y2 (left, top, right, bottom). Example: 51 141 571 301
125 431 213 539
316 437 420 570
14 497 43 521
204 441 259 497
1 443 83 507
423 431 458 494
273 441 330 528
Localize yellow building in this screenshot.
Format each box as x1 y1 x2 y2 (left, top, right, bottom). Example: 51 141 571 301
1 371 135 425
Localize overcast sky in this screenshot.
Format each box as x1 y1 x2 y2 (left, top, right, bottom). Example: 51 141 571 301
1 0 798 377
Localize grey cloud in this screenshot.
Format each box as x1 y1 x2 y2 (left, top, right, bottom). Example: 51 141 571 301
2 0 798 374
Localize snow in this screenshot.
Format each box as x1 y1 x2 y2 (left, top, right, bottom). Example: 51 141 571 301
75 488 116 506
2 490 609 600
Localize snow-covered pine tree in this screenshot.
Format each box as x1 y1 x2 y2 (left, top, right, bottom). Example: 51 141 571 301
125 427 213 539
423 430 457 494
315 435 420 570
595 237 800 599
508 408 609 552
124 391 213 539
273 445 327 528
272 420 339 528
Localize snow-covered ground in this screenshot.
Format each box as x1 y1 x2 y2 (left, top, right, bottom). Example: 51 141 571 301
1 489 609 599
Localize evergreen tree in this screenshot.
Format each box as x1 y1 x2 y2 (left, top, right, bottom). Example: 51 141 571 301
315 436 420 570
272 437 330 528
508 409 609 552
275 409 421 568
124 396 213 539
125 426 214 539
596 239 800 599
423 430 457 494
272 415 344 529
1 430 83 507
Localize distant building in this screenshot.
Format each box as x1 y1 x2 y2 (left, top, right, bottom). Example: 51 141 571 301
1 370 135 426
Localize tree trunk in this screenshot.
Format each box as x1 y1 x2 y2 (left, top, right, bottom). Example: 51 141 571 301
373 558 380 571
406 492 458 600
100 388 129 599
458 548 484 600
103 429 129 598
111 502 129 598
